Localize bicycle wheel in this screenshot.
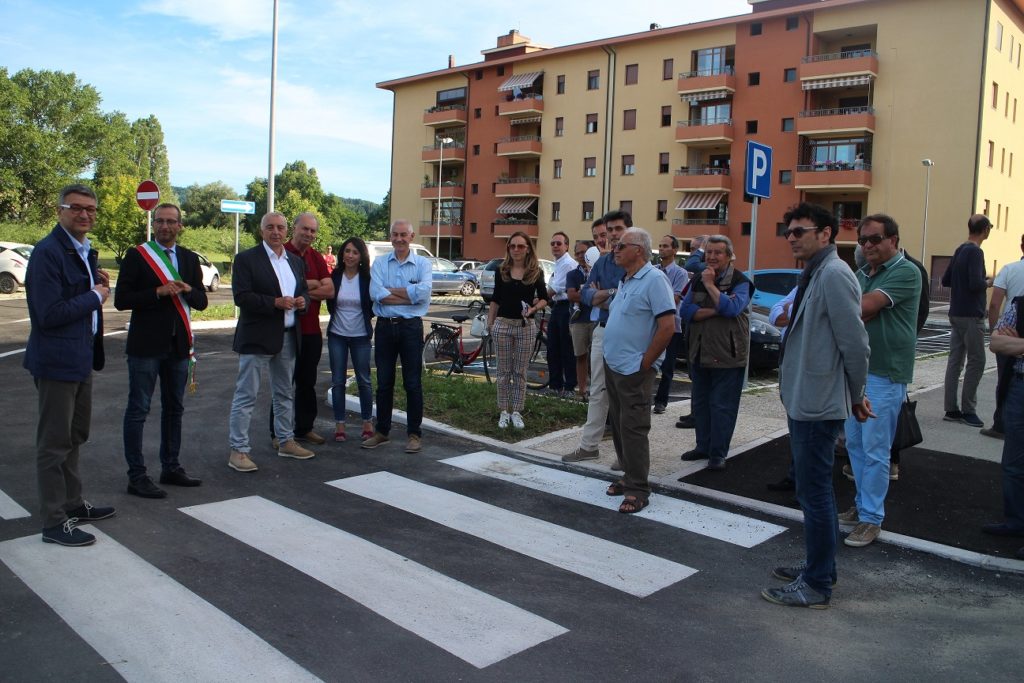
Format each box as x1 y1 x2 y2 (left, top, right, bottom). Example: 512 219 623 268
423 328 458 374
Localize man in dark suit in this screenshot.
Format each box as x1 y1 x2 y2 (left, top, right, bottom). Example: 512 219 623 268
227 211 312 471
114 203 208 498
24 184 116 547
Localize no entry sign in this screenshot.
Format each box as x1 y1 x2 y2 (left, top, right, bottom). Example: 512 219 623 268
136 180 160 211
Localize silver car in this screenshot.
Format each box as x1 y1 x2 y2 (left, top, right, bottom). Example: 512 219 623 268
480 257 555 302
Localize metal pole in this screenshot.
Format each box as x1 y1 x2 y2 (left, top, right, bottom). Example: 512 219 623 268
743 197 758 389
267 0 279 213
921 162 933 263
436 139 445 256
234 213 240 319
146 210 152 242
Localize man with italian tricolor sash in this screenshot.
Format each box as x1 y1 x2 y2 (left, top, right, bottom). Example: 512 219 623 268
114 203 208 499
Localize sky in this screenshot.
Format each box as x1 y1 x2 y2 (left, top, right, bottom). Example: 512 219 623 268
1 0 752 204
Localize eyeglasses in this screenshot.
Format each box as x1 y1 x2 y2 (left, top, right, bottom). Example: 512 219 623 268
857 234 886 246
781 226 822 239
153 219 179 226
509 243 528 250
613 242 641 251
60 204 97 216
550 241 565 247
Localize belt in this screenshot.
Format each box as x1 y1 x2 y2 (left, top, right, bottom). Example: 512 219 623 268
552 300 570 306
380 316 420 323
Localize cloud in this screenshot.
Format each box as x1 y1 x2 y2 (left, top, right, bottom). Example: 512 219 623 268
139 0 274 40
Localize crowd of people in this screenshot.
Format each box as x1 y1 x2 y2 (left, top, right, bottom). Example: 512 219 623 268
23 184 1024 611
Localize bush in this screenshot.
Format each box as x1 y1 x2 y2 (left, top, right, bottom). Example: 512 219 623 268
177 226 255 263
0 221 50 245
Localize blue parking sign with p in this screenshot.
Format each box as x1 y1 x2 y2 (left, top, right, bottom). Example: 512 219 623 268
745 140 772 199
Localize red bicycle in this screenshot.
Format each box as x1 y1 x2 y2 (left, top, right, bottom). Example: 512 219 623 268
422 300 493 382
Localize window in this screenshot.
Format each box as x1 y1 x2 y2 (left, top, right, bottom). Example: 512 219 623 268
625 64 639 85
746 120 758 134
993 82 999 108
470 222 477 233
622 154 635 175
775 222 789 237
779 170 792 184
552 75 563 94
553 159 562 179
587 69 600 90
663 58 674 80
474 108 481 119
1008 92 1012 117
741 222 752 235
555 117 564 137
436 87 466 105
989 140 995 167
998 203 1002 228
582 201 594 220
693 46 734 76
552 202 561 221
748 72 761 86
784 68 797 83
657 200 668 221
497 66 505 76
661 105 672 127
698 103 731 124
750 22 762 36
786 16 799 31
984 199 990 215
586 113 598 134
619 200 632 215
623 109 636 130
472 144 480 156
781 117 795 132
1012 35 1016 61
584 157 597 177
996 21 1004 51
659 152 670 174
475 69 483 80
1002 148 1006 173
471 183 478 195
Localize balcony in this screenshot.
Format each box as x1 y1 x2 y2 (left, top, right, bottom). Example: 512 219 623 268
797 106 875 137
794 163 872 191
418 220 462 238
799 50 878 85
496 135 543 158
673 167 732 192
421 143 466 163
495 177 541 197
671 217 729 239
423 105 467 127
498 96 544 117
675 118 734 146
420 182 465 200
493 218 539 239
677 66 736 97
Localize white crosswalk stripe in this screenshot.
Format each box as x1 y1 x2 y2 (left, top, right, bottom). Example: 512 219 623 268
0 486 29 519
442 451 788 548
180 495 568 669
0 526 322 683
328 472 697 597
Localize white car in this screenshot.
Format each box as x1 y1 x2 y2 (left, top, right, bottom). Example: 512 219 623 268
195 253 221 291
0 242 32 294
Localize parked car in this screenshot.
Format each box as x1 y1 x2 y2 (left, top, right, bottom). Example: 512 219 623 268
480 257 555 302
675 310 783 371
195 252 221 291
454 260 485 272
0 242 32 294
366 241 433 267
750 268 801 312
429 257 479 296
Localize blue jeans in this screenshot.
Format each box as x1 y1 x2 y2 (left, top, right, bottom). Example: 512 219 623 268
546 303 576 392
845 373 904 525
374 318 423 437
123 354 188 481
1001 374 1024 529
328 333 373 422
690 360 745 460
228 334 296 452
655 331 683 406
789 417 842 595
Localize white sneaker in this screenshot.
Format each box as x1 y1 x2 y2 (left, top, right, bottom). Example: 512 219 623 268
511 412 525 429
498 411 510 429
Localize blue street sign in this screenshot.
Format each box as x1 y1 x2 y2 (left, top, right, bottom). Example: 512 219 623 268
745 140 773 199
220 199 256 215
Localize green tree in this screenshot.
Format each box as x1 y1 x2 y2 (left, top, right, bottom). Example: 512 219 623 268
182 181 239 228
93 174 146 261
93 111 136 181
131 115 171 193
366 189 391 239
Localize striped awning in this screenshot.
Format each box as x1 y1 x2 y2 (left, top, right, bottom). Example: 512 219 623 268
510 116 542 125
498 71 543 92
681 89 731 103
802 75 873 90
675 192 726 211
496 197 536 214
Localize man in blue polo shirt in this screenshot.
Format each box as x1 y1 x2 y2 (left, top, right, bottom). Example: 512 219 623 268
603 228 676 513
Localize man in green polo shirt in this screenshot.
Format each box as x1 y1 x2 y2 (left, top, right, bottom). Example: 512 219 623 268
841 214 922 547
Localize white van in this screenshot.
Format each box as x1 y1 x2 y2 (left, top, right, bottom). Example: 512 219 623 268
366 241 434 266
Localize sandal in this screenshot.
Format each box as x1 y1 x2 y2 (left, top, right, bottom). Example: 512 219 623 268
606 481 625 497
334 429 347 442
618 496 649 514
361 429 374 441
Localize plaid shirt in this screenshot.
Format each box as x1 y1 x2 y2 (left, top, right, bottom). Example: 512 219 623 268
996 302 1024 373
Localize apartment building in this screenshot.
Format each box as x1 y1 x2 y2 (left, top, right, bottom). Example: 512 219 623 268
377 0 1024 285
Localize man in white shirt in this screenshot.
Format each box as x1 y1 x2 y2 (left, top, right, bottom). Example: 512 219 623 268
985 233 1024 438
546 231 578 397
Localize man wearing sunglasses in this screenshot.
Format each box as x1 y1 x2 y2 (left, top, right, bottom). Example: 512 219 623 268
762 203 870 609
546 231 577 398
840 215 921 548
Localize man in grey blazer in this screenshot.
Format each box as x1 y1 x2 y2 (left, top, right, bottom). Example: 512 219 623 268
761 203 871 610
227 212 313 472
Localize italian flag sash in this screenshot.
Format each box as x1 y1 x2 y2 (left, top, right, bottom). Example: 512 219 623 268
136 241 198 393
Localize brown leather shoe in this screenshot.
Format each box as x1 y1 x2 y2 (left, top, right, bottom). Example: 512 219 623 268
361 432 391 449
278 440 315 460
405 435 422 453
297 431 326 445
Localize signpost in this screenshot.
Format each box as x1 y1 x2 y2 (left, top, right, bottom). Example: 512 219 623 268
136 180 160 242
220 199 257 259
743 141 772 387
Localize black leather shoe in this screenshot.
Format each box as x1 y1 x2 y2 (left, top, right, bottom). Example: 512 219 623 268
1017 546 1024 560
981 523 1024 537
127 476 168 499
675 416 695 429
767 476 796 492
706 456 726 470
681 449 709 461
160 468 202 487
42 519 95 547
66 501 116 521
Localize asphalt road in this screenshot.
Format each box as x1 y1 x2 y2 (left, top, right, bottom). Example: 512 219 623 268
1 299 1023 681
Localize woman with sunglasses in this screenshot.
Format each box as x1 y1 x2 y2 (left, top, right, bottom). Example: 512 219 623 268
326 237 375 442
486 232 548 429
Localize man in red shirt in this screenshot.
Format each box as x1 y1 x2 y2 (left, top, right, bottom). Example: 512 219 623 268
278 212 334 444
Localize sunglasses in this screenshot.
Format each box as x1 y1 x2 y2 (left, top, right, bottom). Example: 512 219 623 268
613 242 641 251
857 234 887 246
509 243 528 250
781 226 823 239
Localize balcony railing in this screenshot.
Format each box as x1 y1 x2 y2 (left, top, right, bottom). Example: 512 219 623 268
672 218 729 225
799 106 874 118
802 50 877 63
678 66 735 79
422 141 466 150
422 181 465 189
494 217 538 225
797 162 872 172
838 219 860 230
424 104 466 113
419 220 462 228
496 177 539 184
676 167 731 176
676 117 733 127
497 135 541 144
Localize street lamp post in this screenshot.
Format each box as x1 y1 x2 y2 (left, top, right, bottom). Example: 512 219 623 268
267 0 279 213
435 137 453 256
921 159 934 263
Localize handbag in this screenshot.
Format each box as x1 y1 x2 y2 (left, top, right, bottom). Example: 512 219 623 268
470 313 489 338
892 398 923 451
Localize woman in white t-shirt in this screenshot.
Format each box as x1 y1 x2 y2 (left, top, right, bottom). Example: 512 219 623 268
326 237 375 442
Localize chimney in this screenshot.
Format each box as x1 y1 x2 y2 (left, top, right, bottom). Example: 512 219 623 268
448 54 455 68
